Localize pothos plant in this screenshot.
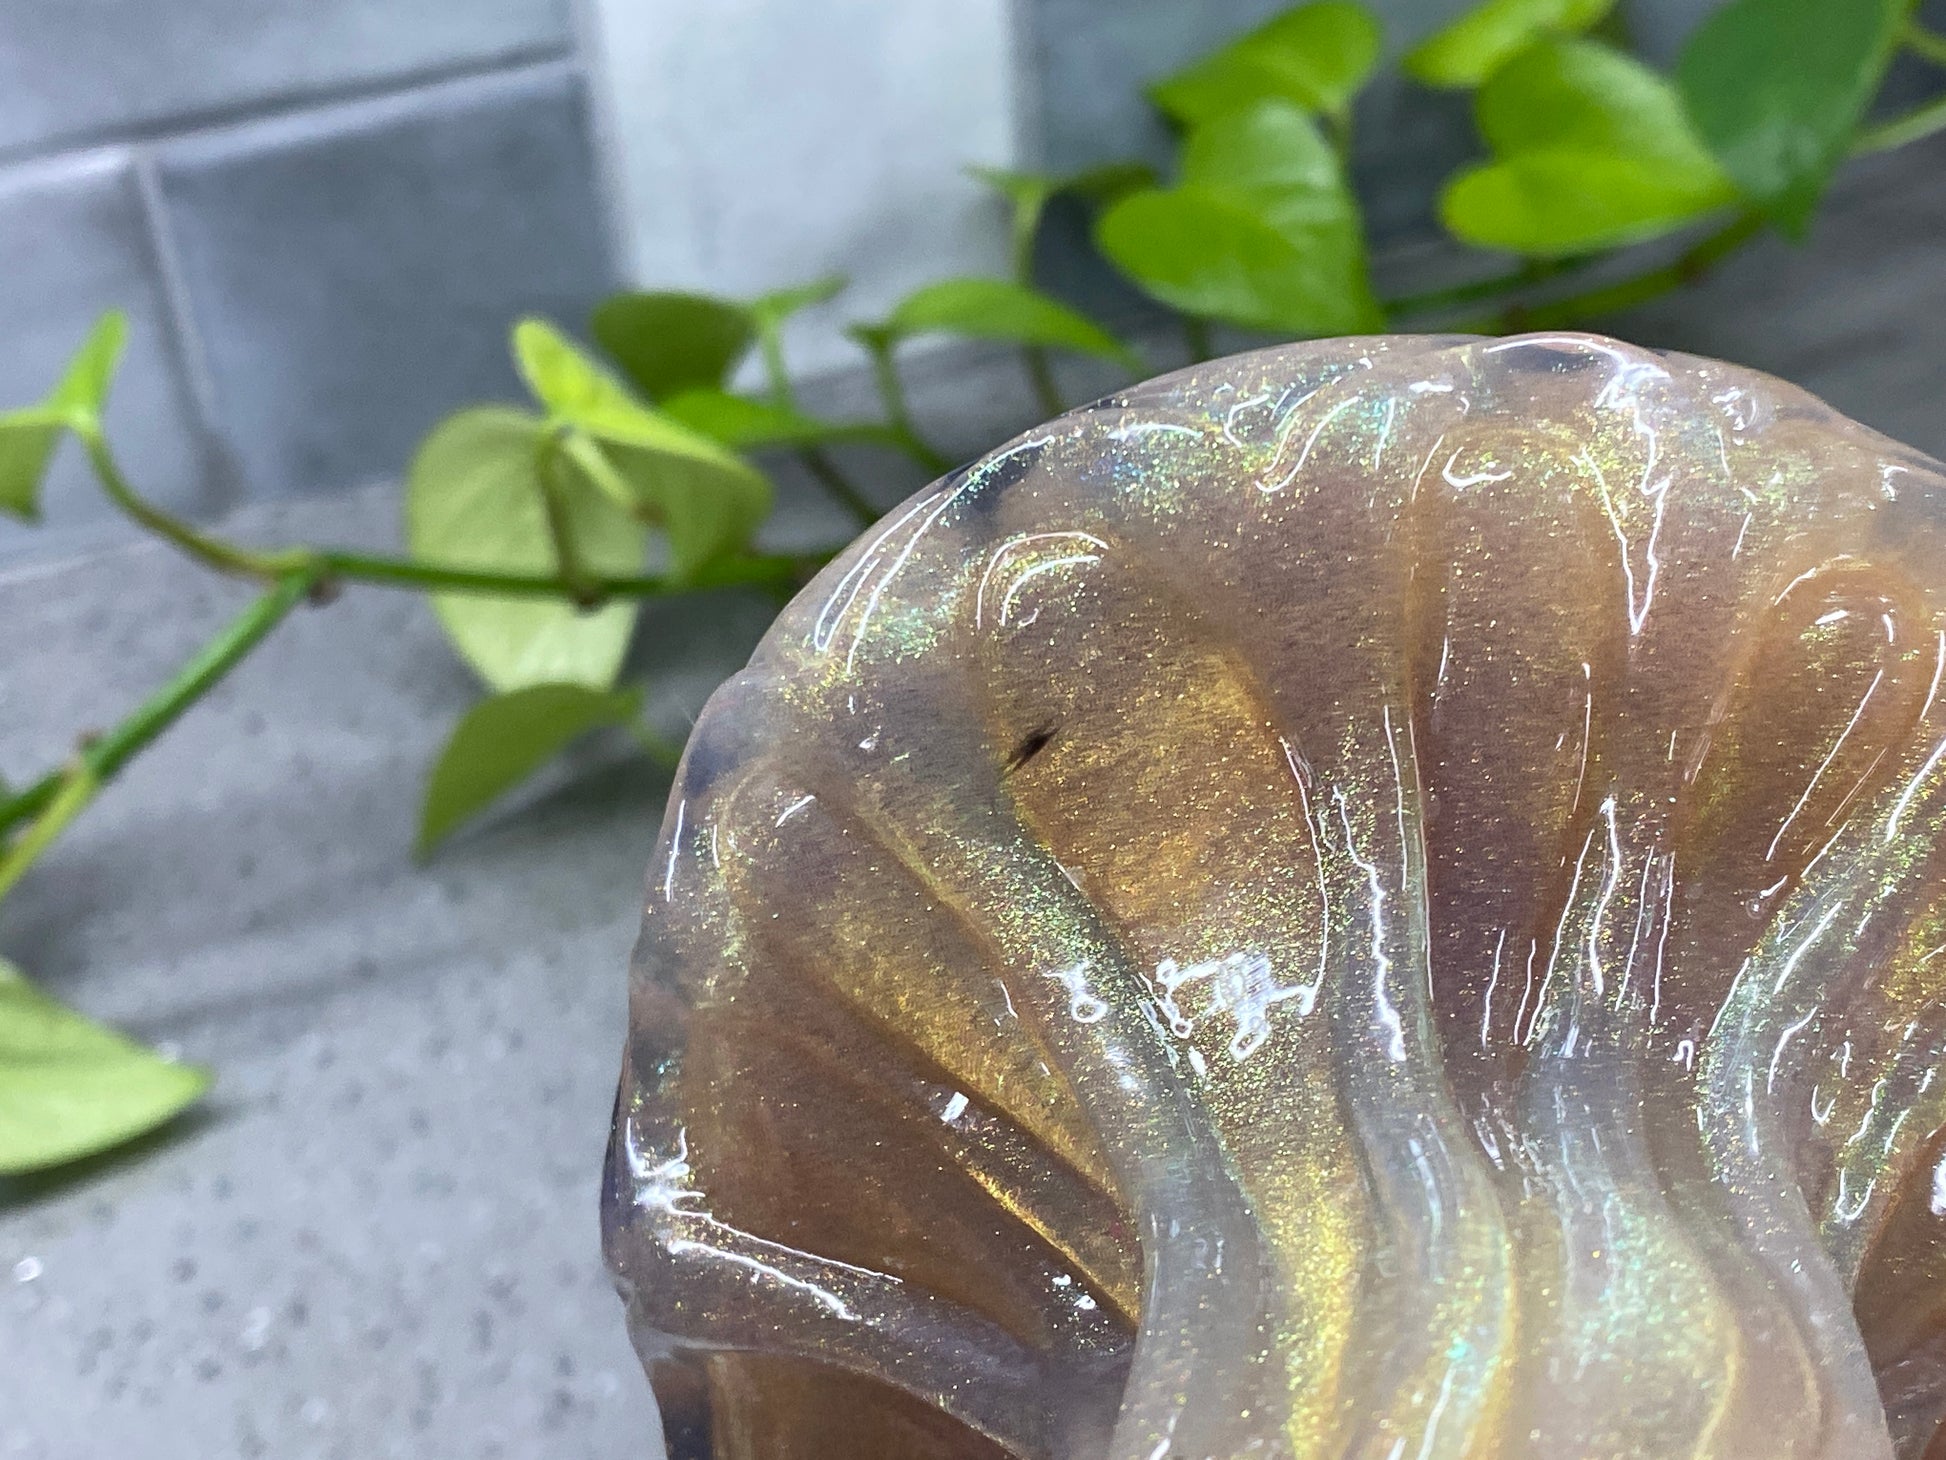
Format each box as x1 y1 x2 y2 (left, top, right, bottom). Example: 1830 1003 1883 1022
2 0 1943 1179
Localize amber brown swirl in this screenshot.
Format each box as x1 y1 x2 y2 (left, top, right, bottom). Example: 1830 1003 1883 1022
602 332 1946 1459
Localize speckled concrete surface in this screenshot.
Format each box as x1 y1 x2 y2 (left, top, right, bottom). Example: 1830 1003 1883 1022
0 492 691 1460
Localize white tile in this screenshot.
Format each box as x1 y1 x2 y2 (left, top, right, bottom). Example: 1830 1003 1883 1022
582 0 1019 375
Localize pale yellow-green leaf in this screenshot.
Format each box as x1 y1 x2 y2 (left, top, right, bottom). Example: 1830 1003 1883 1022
0 311 128 521
0 957 209 1175
405 407 646 692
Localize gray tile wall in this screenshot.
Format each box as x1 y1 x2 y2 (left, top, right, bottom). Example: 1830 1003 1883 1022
0 0 573 157
155 65 611 500
0 1 611 558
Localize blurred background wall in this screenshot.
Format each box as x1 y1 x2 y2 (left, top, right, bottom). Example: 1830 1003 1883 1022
1 0 1941 560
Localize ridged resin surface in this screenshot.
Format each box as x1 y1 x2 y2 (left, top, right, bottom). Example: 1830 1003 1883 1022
602 333 1946 1459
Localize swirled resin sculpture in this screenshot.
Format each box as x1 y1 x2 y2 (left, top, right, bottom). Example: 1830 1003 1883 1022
602 332 1946 1458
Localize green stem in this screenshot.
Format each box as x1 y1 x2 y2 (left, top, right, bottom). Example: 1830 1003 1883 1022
1387 254 1604 321
862 335 949 474
535 435 597 605
1008 190 1050 287
0 569 319 844
1902 19 1946 69
1006 181 1068 421
4 396 846 905
311 548 823 600
755 309 877 524
756 317 796 410
0 542 836 859
1182 316 1215 363
796 448 879 527
1854 91 1946 155
82 427 280 580
0 766 99 902
1023 345 1065 417
1456 213 1765 334
82 421 828 604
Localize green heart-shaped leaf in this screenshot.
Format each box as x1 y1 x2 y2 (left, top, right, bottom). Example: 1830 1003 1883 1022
515 318 771 464
1678 0 1905 234
0 957 209 1175
417 683 645 856
1098 190 1370 336
0 412 64 523
589 292 755 403
1099 101 1381 335
1151 2 1383 127
1474 35 1699 154
513 319 774 578
1180 96 1347 227
1405 0 1613 89
1441 38 1734 255
1444 153 1731 256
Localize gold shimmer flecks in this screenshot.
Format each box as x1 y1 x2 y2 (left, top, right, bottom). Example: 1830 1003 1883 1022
602 333 1946 1460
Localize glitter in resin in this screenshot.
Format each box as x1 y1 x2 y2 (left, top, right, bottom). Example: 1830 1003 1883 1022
601 332 1946 1459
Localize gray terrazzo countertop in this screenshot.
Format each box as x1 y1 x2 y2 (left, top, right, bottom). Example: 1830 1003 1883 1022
0 487 688 1459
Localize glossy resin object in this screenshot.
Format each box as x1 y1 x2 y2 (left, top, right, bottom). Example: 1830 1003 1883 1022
602 333 1946 1459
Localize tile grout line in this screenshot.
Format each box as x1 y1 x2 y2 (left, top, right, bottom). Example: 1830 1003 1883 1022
0 43 579 177
130 144 237 517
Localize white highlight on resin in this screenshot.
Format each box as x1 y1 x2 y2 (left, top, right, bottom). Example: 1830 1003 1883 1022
663 798 687 901
976 531 1110 630
584 0 1014 376
1260 394 1357 493
1045 961 1109 1024
1150 950 1305 1061
1440 448 1513 490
